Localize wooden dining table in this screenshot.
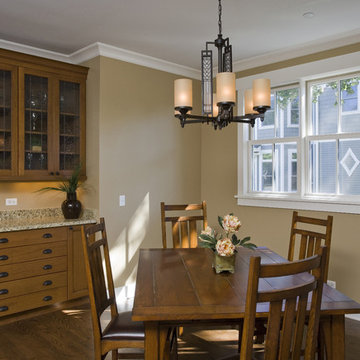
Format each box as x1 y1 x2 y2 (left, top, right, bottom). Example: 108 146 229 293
132 247 360 360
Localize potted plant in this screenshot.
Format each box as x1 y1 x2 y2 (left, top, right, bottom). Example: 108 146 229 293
38 165 83 219
198 214 256 273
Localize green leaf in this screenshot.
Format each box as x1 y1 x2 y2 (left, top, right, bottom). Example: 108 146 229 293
242 243 257 250
36 163 83 194
231 234 240 246
218 216 224 229
199 242 215 250
240 236 251 244
198 234 214 241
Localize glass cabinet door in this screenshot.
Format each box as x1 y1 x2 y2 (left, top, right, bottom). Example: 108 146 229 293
24 74 49 172
0 65 16 176
59 80 81 172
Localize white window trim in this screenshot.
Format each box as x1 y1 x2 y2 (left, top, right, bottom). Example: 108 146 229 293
236 50 360 214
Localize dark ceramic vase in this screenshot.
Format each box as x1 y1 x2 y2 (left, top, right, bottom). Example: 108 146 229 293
61 192 82 219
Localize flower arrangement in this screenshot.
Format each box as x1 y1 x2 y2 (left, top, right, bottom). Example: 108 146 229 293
199 214 256 257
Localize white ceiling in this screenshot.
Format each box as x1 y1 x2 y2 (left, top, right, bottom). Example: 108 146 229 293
1 0 360 70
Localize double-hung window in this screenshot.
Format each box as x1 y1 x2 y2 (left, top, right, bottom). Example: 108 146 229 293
308 75 360 196
250 85 300 194
241 73 360 212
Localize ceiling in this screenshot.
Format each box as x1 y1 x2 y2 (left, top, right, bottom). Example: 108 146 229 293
1 0 360 70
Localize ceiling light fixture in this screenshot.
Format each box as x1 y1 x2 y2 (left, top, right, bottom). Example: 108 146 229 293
174 0 271 130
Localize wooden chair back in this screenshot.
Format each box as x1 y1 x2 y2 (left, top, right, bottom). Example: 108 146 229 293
240 246 327 360
161 201 208 248
288 211 333 281
81 218 118 351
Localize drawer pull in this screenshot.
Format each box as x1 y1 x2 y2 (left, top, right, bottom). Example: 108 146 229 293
43 280 52 286
0 255 8 261
0 238 8 244
43 265 52 270
43 296 52 302
42 233 53 239
42 249 52 255
0 272 8 278
0 289 8 295
0 306 8 312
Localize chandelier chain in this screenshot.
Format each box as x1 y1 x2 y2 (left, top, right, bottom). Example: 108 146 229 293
218 0 222 35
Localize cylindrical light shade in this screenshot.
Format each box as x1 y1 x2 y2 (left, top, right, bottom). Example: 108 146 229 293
244 89 258 115
212 93 219 116
253 78 271 108
216 72 236 104
174 79 192 108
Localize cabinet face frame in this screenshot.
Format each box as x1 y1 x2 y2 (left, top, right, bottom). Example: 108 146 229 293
67 226 88 299
0 62 18 177
0 49 88 181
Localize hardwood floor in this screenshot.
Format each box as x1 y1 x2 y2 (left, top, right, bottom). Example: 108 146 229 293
0 303 359 359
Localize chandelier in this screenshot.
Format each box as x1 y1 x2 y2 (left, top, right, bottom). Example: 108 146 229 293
174 0 271 130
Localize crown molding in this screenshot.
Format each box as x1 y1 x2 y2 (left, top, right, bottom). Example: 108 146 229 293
0 39 201 79
233 31 360 73
78 42 201 79
0 39 72 63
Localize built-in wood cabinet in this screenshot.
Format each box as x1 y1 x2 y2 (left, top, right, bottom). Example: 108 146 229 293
0 49 88 181
0 225 88 319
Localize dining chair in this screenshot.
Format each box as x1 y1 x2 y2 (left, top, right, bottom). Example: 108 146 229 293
240 246 328 360
249 211 333 354
288 211 333 281
81 218 145 360
160 201 207 249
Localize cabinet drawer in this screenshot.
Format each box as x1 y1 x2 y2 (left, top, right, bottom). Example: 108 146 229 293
0 241 67 264
0 256 67 283
0 271 67 299
0 227 68 249
0 286 67 317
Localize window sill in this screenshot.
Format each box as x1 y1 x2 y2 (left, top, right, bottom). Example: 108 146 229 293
235 194 360 214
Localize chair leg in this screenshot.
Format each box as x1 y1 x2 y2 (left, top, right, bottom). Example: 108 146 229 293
238 321 243 353
111 350 117 360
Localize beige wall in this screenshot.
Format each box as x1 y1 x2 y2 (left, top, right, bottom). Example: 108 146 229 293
98 57 202 287
201 81 360 304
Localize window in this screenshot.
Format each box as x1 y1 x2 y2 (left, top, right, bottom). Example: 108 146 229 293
250 86 300 193
239 72 360 212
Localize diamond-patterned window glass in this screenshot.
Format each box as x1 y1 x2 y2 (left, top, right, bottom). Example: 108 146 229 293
339 139 360 195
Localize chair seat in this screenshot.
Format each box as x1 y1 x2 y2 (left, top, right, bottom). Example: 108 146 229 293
102 311 145 341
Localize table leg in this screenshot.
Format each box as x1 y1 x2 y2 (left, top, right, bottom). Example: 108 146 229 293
145 321 160 360
321 315 345 360
331 315 345 360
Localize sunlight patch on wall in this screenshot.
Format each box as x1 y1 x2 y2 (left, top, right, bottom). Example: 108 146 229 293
109 192 150 286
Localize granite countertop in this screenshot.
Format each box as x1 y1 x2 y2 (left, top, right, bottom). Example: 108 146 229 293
0 208 97 232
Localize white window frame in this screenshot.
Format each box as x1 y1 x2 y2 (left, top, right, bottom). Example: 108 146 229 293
288 148 297 192
236 51 360 214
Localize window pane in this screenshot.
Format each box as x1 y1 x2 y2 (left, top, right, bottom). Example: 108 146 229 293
340 77 360 133
253 94 275 140
339 139 360 195
310 140 336 194
252 144 272 192
253 87 299 140
311 82 338 135
276 88 300 138
274 143 297 192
